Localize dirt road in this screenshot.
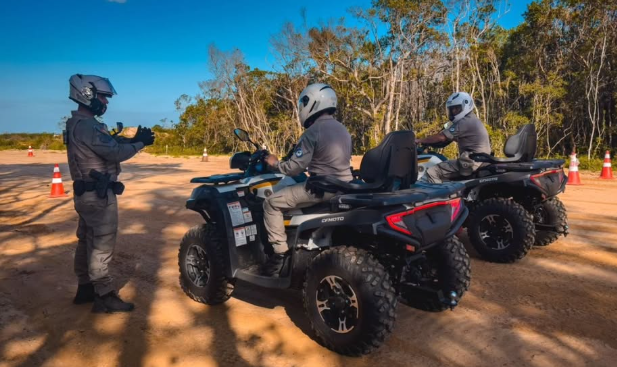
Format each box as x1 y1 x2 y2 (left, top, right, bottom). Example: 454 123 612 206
1 150 616 367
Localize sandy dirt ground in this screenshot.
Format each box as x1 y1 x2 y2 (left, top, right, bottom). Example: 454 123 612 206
1 150 616 367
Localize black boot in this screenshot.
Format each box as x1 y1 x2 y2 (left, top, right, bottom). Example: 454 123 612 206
73 283 95 304
260 252 287 276
92 291 135 313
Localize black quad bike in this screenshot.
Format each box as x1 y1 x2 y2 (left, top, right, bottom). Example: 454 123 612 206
178 129 471 356
417 124 569 263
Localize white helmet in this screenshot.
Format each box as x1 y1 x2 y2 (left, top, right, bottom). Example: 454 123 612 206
298 83 337 128
446 92 474 123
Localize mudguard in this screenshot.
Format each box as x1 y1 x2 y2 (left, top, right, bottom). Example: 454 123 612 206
464 169 566 199
186 184 265 278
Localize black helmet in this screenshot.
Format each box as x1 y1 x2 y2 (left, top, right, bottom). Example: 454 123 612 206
69 74 116 116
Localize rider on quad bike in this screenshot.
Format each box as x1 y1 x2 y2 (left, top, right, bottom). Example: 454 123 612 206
416 94 568 263
416 91 491 183
178 125 472 356
262 83 352 276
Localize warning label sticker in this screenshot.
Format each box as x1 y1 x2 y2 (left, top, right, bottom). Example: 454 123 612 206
234 227 247 247
246 224 257 237
242 207 253 223
227 201 244 227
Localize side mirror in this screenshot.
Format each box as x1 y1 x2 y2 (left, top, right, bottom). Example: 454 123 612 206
234 128 250 142
110 122 124 137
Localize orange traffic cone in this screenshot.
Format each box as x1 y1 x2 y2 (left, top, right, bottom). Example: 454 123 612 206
600 150 613 179
49 164 68 198
27 146 34 157
567 149 582 185
201 148 209 162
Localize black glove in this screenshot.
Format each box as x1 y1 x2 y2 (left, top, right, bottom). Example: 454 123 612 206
130 125 143 143
131 125 155 146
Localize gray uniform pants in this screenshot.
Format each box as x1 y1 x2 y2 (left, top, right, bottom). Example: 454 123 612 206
74 190 118 296
422 159 483 183
264 182 335 254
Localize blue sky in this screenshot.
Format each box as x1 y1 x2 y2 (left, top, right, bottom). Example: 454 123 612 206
0 0 531 133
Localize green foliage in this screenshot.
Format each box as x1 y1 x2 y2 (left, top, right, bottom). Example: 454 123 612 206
576 156 606 172
11 0 617 164
0 133 66 151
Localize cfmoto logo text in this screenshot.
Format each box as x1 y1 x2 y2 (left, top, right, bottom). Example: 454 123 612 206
322 217 344 223
479 177 499 183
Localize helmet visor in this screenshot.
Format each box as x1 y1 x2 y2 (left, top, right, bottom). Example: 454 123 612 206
448 105 462 121
91 77 117 96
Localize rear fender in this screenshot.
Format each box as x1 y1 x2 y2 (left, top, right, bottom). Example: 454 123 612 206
294 209 388 249
472 180 544 204
293 203 469 253
468 169 565 202
296 209 386 234
186 184 219 222
529 169 567 197
185 184 247 278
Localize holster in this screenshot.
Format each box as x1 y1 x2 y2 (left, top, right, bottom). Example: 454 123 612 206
305 176 326 199
457 152 475 177
84 170 125 198
89 170 110 199
73 180 86 196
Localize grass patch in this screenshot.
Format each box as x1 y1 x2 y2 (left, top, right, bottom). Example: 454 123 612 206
0 133 66 151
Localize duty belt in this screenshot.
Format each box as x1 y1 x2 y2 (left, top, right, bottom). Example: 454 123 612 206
73 180 125 197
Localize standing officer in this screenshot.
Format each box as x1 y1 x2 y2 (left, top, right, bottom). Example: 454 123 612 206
261 83 352 276
417 92 491 183
66 74 155 313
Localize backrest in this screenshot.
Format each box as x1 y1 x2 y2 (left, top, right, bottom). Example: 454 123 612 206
503 124 537 162
360 130 417 190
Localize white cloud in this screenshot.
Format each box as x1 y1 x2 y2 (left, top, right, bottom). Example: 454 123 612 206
107 0 127 4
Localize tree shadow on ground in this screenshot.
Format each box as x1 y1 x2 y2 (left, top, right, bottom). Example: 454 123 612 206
2 159 617 367
0 160 312 367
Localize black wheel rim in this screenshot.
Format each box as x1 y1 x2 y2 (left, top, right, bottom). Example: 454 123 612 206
315 276 359 334
185 245 210 287
478 214 514 250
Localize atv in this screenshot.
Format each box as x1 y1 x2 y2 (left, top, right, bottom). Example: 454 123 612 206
178 128 471 356
417 124 568 263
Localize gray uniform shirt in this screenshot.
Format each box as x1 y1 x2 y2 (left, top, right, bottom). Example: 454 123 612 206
442 112 491 156
66 110 144 181
276 114 352 181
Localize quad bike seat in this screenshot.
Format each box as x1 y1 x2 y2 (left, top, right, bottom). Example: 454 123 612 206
477 159 566 174
470 124 537 164
306 130 417 194
330 181 464 209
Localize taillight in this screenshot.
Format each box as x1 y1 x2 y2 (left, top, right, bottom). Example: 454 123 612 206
386 211 412 235
449 198 462 221
530 169 562 186
385 199 462 235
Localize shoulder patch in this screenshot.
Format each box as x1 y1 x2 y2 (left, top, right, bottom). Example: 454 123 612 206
295 148 303 158
98 133 112 144
94 126 113 144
